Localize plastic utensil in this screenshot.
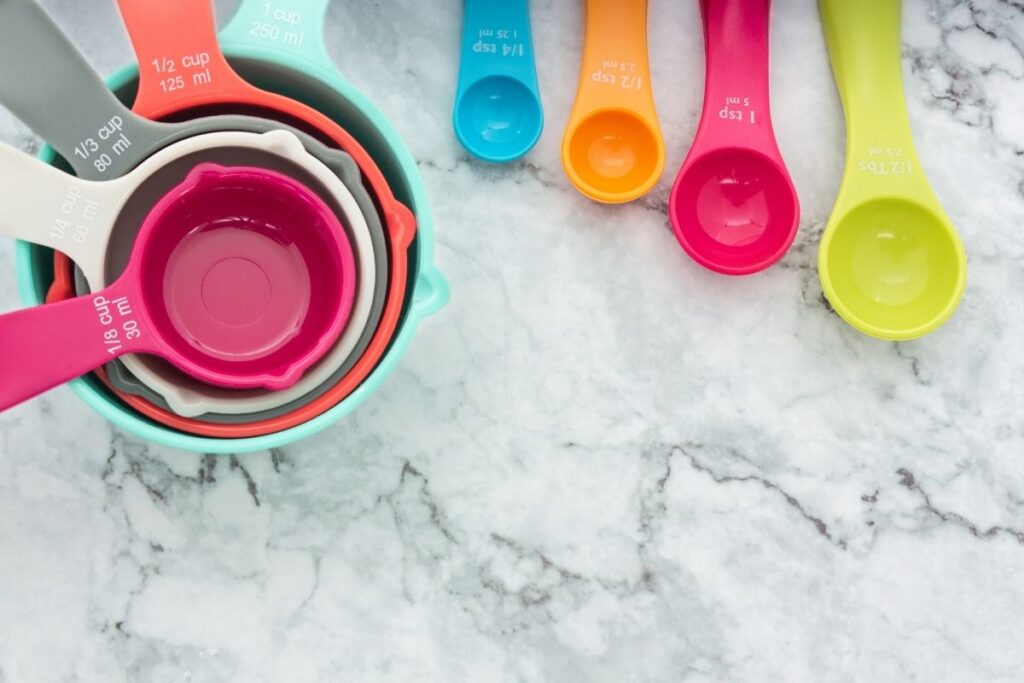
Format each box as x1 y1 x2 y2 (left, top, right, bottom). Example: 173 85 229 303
669 0 799 276
0 0 388 415
66 141 383 418
16 0 448 451
0 164 356 411
0 130 352 290
93 0 396 416
561 0 664 203
818 0 966 340
454 0 543 162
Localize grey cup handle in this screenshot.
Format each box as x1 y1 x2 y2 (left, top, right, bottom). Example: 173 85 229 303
0 0 170 179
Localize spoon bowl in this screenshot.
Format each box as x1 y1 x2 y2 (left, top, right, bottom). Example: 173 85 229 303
454 75 543 162
670 147 798 275
564 109 663 202
820 198 965 339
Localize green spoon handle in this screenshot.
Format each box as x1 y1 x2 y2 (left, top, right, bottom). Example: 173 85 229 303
0 0 169 178
219 0 332 69
819 0 926 196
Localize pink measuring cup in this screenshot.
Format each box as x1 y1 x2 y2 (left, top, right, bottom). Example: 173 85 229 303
0 164 356 412
669 0 799 276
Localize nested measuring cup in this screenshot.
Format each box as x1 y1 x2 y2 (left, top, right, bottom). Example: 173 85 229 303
0 130 370 408
100 0 406 416
14 0 448 451
0 0 388 415
0 164 355 411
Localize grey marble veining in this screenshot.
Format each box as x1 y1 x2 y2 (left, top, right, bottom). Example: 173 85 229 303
1 1 1023 681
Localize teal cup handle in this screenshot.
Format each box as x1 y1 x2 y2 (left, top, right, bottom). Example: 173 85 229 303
219 0 334 69
454 0 543 162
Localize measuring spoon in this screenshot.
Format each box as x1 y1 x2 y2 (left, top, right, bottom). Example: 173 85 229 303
819 0 966 340
669 0 798 275
561 0 664 203
0 164 355 411
453 0 543 162
0 0 390 410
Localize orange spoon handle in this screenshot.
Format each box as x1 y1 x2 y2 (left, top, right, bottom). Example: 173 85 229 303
118 0 251 117
574 0 656 114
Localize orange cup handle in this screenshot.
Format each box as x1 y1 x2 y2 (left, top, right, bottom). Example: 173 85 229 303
117 0 251 118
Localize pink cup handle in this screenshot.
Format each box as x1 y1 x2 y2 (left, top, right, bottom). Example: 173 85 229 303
696 0 775 154
0 279 160 411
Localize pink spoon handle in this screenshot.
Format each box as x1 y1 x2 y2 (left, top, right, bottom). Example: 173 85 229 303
0 279 161 411
694 0 777 155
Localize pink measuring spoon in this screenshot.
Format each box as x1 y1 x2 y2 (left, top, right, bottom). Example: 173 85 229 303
0 164 356 412
669 0 798 276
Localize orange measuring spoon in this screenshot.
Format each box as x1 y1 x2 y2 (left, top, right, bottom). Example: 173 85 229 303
561 0 665 204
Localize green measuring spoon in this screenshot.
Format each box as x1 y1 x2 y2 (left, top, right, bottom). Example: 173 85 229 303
819 0 966 341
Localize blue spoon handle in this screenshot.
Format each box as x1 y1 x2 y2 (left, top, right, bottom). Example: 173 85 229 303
457 0 540 88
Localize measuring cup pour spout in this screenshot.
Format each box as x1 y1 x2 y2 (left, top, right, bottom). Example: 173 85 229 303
818 0 965 340
669 0 799 275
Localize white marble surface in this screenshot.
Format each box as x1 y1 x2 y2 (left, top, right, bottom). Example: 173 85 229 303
1 0 1023 680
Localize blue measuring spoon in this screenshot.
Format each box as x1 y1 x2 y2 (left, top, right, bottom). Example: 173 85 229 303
453 0 543 162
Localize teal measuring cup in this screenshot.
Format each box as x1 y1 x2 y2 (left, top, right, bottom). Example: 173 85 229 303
453 0 543 162
15 0 449 453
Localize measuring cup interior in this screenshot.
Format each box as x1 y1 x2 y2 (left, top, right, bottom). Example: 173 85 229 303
91 146 387 415
671 147 797 272
134 165 352 381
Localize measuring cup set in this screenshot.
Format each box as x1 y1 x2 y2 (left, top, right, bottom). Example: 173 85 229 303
0 0 448 453
453 0 966 342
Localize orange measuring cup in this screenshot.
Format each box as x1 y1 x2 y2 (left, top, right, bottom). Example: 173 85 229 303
561 0 665 204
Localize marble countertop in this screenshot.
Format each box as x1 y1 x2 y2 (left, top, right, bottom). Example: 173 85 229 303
1 0 1023 681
